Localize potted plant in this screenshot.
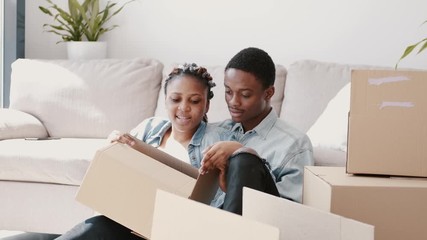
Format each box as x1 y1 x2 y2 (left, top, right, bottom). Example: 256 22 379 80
39 0 134 59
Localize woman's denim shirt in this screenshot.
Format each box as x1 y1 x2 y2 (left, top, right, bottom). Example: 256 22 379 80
130 117 230 207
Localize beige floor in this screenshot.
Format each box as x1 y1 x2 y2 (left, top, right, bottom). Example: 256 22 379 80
0 231 24 238
0 231 59 240
0 231 23 236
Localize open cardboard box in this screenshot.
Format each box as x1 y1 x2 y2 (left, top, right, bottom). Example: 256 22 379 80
76 142 218 239
151 189 279 240
243 187 374 240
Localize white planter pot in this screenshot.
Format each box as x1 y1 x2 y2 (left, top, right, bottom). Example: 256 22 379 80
66 41 107 60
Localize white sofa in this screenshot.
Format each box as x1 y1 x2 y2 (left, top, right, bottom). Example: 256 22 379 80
0 58 367 234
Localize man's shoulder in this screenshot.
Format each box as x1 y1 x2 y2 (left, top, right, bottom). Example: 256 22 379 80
272 118 311 144
266 119 314 166
206 122 233 140
211 119 235 130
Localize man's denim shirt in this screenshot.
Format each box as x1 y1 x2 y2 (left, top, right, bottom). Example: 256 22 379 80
216 109 314 203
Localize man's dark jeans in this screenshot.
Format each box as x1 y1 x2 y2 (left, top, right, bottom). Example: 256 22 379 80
222 152 280 215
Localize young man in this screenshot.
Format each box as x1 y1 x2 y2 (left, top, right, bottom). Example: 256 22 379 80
201 47 314 214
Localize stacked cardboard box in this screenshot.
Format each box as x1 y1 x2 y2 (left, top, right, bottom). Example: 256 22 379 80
303 166 427 240
347 69 427 177
303 69 427 240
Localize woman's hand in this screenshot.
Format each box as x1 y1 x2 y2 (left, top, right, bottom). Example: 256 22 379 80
107 130 152 156
108 130 137 147
200 141 243 192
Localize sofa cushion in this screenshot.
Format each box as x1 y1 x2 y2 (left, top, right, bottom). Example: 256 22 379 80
307 83 350 152
280 60 352 133
0 138 109 185
9 58 164 138
155 64 287 123
280 60 389 133
306 83 350 167
281 60 390 166
0 109 48 140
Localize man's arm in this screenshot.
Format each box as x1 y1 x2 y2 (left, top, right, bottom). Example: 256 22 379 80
200 141 243 191
275 148 313 203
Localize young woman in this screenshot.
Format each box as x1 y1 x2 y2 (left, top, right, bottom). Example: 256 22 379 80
55 63 234 240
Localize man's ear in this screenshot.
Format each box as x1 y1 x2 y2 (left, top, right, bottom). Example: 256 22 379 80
265 86 275 101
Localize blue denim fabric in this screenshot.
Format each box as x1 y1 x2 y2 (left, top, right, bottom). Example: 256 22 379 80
216 109 314 203
130 117 231 207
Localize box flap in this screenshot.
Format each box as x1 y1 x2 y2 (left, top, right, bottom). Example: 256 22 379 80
308 166 427 188
151 189 280 240
243 187 374 240
76 143 198 238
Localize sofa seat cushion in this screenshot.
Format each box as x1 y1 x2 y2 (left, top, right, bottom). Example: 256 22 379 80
9 58 164 138
0 109 48 140
0 138 109 185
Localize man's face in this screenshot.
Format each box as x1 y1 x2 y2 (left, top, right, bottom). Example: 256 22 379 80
224 68 273 131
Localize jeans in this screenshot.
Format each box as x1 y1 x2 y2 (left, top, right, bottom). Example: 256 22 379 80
55 215 144 240
222 152 280 215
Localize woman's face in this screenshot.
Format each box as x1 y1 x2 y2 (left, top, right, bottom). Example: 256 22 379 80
165 75 210 134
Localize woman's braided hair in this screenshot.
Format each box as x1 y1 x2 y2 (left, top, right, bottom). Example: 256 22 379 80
164 63 216 122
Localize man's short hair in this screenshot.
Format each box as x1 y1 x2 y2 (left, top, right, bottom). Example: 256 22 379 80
225 47 276 89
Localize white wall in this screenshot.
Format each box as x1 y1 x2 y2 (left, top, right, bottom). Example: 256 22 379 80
26 0 427 69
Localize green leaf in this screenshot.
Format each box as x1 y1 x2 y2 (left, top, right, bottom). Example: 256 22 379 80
396 18 427 68
68 0 79 20
417 39 427 54
39 6 53 16
401 44 418 59
395 39 426 68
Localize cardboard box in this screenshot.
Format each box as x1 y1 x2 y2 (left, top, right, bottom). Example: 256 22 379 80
151 189 280 240
242 187 374 240
303 166 427 240
347 69 427 177
76 142 218 239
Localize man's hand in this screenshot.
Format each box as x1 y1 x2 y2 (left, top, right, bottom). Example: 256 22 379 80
200 141 243 192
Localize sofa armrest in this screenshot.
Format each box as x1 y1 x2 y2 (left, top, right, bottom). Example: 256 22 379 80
0 108 48 140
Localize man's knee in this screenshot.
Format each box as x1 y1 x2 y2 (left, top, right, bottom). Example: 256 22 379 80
228 152 264 173
85 215 112 225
